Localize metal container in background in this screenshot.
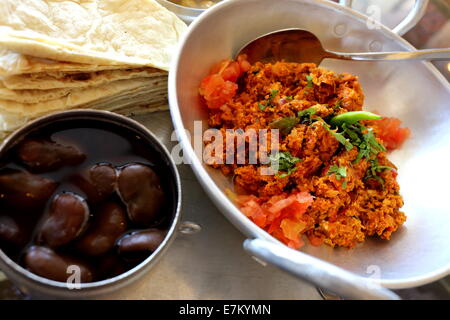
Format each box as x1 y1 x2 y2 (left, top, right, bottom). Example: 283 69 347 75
156 0 210 24
0 110 183 299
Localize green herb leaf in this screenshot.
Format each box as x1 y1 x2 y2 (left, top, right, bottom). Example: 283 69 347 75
320 119 354 151
285 96 293 101
278 168 299 179
327 165 348 189
298 107 317 118
297 106 318 124
306 75 314 88
327 165 347 180
354 126 386 163
264 89 279 108
270 117 300 135
258 103 267 111
333 100 342 110
270 151 301 177
364 158 393 187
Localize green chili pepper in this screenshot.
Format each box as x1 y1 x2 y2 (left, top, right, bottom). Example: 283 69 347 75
330 111 381 126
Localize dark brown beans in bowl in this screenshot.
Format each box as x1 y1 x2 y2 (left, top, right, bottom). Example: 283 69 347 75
0 110 181 298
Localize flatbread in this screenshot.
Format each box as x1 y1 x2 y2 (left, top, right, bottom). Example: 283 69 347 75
0 0 187 71
0 77 168 117
0 70 167 103
0 101 169 140
3 67 167 90
0 48 129 77
0 82 73 103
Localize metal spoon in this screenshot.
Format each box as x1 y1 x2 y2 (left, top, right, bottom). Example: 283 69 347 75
236 29 450 65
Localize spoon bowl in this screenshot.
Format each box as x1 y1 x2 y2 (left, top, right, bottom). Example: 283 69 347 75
237 29 330 65
237 28 450 64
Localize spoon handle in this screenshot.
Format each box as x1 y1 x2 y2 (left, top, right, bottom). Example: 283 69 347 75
327 48 450 61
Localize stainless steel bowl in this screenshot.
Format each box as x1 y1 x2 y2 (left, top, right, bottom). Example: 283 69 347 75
168 0 450 299
0 109 182 299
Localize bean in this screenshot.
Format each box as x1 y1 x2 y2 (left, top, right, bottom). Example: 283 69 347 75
24 246 93 283
76 202 127 256
94 253 128 280
117 164 165 225
0 169 57 210
330 111 381 126
40 193 89 247
0 215 28 245
118 229 166 254
72 163 117 203
16 138 85 172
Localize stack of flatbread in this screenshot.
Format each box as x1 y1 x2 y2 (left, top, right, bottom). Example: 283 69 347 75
0 0 187 139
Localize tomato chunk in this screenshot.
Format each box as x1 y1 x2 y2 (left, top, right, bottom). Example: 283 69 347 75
236 191 314 249
373 117 410 151
199 74 238 109
199 55 250 109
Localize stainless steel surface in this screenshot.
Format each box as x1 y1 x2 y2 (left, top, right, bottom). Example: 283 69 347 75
341 0 429 35
0 110 183 299
178 221 202 235
244 239 399 300
169 0 450 294
237 28 450 64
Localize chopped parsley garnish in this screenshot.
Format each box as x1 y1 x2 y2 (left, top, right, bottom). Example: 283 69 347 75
322 120 390 186
285 95 293 101
266 106 387 185
270 151 301 178
298 106 317 118
269 89 279 99
327 165 348 189
364 159 393 186
319 119 354 151
305 75 314 88
263 89 279 109
333 100 342 110
340 124 386 163
298 106 318 124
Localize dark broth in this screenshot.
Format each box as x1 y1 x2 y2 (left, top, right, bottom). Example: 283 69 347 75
0 119 176 282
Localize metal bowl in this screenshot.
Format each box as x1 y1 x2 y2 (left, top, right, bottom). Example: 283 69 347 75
168 0 450 298
0 110 182 298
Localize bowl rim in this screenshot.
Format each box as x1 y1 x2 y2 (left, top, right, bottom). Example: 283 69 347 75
168 0 450 289
0 109 183 296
